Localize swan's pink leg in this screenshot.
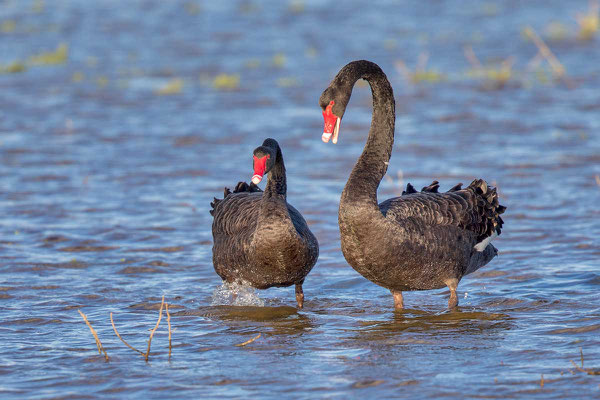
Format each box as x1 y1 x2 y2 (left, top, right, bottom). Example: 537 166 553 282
445 278 459 309
391 290 404 310
295 284 304 309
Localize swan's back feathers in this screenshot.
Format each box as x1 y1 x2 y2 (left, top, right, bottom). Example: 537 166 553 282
421 180 440 193
402 183 417 195
383 179 505 244
209 182 262 216
233 181 263 194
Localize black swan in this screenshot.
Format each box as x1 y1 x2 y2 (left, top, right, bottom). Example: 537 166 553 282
319 60 505 309
210 138 319 308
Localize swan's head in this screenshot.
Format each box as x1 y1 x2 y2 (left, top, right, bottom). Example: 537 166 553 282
319 87 349 144
251 138 278 184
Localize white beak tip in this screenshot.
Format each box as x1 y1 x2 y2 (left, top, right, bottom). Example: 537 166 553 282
322 132 332 143
251 175 262 185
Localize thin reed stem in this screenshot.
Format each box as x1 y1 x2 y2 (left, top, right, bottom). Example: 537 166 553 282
110 312 144 355
144 295 165 361
78 309 109 362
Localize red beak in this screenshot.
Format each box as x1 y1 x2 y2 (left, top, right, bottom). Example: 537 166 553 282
322 100 340 144
252 154 269 184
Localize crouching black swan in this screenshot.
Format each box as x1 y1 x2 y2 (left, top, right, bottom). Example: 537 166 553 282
210 138 319 308
319 60 505 309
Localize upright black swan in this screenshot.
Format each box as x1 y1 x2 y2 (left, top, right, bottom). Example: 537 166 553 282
319 60 505 309
210 138 319 308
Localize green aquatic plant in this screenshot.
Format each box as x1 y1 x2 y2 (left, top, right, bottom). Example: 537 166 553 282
213 73 240 90
576 0 599 40
96 76 108 88
272 53 286 68
71 71 84 82
28 43 68 65
464 46 515 89
305 47 317 58
155 78 184 95
0 61 27 74
1 20 16 33
276 77 298 87
32 0 44 13
395 53 445 84
288 0 305 14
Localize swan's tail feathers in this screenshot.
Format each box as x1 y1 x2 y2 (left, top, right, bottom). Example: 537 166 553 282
421 180 440 193
447 183 463 192
233 181 263 193
467 179 506 242
402 183 417 195
209 187 234 216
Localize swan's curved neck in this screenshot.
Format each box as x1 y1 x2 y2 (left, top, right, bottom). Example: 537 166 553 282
339 62 395 210
264 146 286 200
255 146 296 239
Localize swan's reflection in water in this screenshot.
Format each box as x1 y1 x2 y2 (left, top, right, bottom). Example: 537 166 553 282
175 305 315 337
352 307 512 342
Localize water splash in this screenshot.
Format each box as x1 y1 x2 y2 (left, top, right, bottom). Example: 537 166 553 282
211 281 265 307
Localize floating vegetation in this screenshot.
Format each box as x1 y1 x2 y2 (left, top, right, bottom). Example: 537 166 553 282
96 76 108 88
305 47 317 58
576 0 599 40
288 0 305 14
276 77 298 87
213 73 240 90
395 52 445 84
0 61 27 74
1 20 16 33
464 46 514 89
384 38 397 50
32 0 45 13
71 71 84 82
155 78 184 95
272 53 287 68
28 43 68 66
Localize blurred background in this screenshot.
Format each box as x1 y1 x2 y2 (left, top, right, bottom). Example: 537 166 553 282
1 0 599 398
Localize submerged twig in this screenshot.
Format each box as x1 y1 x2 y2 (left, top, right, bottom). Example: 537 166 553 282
523 26 565 78
144 295 165 361
464 45 483 70
166 303 172 358
110 312 144 355
235 333 261 347
78 309 109 361
570 348 600 375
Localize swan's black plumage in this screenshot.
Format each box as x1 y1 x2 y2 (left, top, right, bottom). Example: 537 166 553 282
320 60 505 308
210 138 318 308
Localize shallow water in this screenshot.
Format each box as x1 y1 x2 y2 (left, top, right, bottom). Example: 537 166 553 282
1 0 600 398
